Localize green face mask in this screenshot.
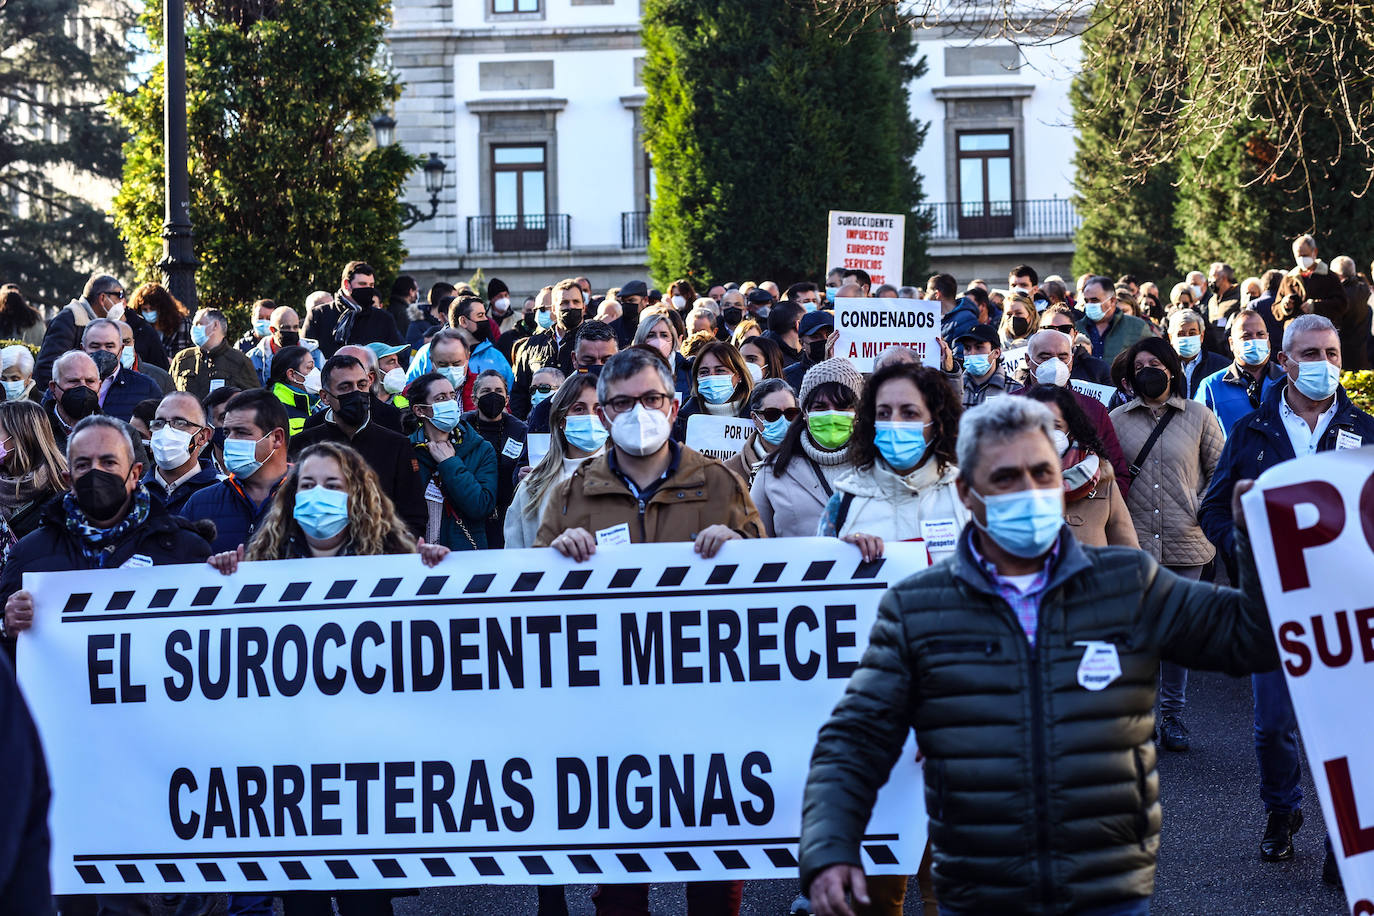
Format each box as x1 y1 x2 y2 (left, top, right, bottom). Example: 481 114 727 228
807 409 854 450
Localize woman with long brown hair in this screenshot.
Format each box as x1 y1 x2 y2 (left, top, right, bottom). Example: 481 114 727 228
129 281 193 355
0 400 67 569
0 285 44 347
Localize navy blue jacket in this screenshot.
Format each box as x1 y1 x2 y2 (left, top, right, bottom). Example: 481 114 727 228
1200 382 1374 559
941 299 981 358
142 462 220 516
99 367 163 422
0 651 51 915
179 474 282 553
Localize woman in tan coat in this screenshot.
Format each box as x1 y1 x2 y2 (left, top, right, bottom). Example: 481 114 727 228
1109 337 1225 753
1025 386 1136 549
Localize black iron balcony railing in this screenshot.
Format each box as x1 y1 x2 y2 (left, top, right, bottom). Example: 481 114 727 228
621 211 649 249
466 213 571 253
922 199 1081 241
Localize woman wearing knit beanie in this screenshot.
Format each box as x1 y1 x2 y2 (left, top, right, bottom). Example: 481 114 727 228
749 357 863 537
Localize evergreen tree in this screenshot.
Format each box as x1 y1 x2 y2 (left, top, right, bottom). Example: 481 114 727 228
111 0 416 328
642 0 929 288
1070 4 1181 283
0 0 133 308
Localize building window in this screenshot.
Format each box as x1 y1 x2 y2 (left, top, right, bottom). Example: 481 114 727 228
493 0 540 11
956 130 1014 239
491 144 551 250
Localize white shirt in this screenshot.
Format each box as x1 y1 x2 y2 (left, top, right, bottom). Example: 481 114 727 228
1279 388 1337 456
156 462 204 496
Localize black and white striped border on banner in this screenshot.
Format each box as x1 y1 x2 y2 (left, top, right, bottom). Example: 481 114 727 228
71 837 903 886
56 555 892 624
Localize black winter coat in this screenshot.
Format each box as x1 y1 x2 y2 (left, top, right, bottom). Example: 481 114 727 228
510 329 574 418
800 526 1277 915
462 410 527 548
303 291 404 359
0 651 51 915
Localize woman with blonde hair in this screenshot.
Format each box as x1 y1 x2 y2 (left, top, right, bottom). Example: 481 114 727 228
504 374 606 548
673 340 753 440
998 289 1039 348
0 400 67 569
730 317 761 348
633 308 692 393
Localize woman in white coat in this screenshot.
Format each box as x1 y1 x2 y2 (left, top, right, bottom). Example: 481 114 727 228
819 362 968 564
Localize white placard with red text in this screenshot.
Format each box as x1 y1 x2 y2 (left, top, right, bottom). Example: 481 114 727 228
826 211 905 288
1242 449 1374 916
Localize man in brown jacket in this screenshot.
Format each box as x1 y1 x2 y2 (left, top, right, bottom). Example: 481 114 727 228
535 346 764 916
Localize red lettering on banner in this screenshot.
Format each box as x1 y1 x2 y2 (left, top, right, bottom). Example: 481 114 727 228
1326 755 1374 857
1313 610 1354 668
1262 481 1345 591
1358 607 1374 661
1278 621 1312 676
1354 901 1374 916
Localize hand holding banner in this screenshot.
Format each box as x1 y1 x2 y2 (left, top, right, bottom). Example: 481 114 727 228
1242 449 1374 915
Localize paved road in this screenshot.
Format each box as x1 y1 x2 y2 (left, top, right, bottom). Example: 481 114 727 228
162 671 1349 915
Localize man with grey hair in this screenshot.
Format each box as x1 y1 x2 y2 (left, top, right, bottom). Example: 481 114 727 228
534 345 763 916
1199 311 1374 872
1166 308 1228 397
1287 234 1347 326
81 317 163 421
801 395 1277 916
1075 274 1153 363
169 307 260 398
45 350 102 451
1330 254 1371 371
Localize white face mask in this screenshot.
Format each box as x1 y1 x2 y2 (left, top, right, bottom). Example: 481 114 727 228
1050 429 1071 456
382 367 407 394
745 362 764 383
1189 284 1204 299
671 295 687 309
151 426 197 471
1296 255 1315 270
1034 357 1070 388
300 367 322 395
492 296 511 316
610 403 672 456
105 302 125 322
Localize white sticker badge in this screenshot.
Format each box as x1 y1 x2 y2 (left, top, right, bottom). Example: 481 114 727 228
502 437 524 459
1335 429 1363 451
595 523 632 546
1074 641 1122 691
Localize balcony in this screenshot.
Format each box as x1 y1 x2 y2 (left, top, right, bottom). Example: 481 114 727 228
621 211 648 249
923 199 1080 242
466 214 571 253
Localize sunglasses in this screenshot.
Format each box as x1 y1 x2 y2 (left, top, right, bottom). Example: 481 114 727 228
754 407 801 423
1047 325 1074 335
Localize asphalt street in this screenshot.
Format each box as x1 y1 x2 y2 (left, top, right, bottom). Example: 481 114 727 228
157 670 1349 915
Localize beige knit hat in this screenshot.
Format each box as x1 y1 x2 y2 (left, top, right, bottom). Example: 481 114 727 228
799 357 864 406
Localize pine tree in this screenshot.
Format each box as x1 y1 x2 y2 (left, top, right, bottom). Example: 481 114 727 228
0 0 134 308
111 0 416 329
642 0 929 288
1069 3 1181 284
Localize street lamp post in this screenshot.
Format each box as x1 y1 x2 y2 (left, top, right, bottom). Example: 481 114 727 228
372 115 447 229
158 0 198 310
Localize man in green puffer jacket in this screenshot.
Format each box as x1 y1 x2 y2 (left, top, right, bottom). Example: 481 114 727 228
801 396 1278 916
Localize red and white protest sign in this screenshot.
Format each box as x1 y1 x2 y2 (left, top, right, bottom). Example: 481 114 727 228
827 211 905 288
835 298 940 373
1243 448 1374 916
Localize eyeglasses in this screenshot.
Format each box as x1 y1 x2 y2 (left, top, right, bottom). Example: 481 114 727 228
754 407 801 423
604 391 672 413
149 418 205 433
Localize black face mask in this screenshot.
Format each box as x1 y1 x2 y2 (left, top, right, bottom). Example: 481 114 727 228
351 287 378 308
807 339 827 364
74 467 130 521
470 321 490 342
334 390 371 427
1009 316 1031 338
477 392 506 419
90 350 119 380
723 307 743 327
561 310 584 333
577 364 604 379
278 330 300 347
1135 366 1170 400
60 385 100 421
212 426 228 450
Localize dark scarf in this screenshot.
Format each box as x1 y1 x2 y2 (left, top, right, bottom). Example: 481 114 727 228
61 486 151 568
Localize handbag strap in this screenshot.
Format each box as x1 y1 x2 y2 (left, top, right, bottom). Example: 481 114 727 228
1129 408 1177 477
804 455 834 497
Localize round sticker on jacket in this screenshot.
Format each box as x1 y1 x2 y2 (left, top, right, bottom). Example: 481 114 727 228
1074 641 1122 691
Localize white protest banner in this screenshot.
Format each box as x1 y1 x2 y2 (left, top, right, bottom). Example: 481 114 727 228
526 433 551 467
686 414 755 461
827 211 905 288
19 540 928 894
1000 345 1029 378
835 298 940 373
1069 379 1117 406
1242 449 1374 915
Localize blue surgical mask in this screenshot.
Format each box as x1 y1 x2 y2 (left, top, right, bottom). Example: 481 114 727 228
1293 359 1340 401
191 324 210 348
253 318 271 337
564 415 608 453
426 399 462 433
438 365 467 392
1083 302 1105 323
964 354 992 377
698 375 736 405
1175 335 1201 358
760 414 791 445
972 486 1064 558
120 347 136 370
530 388 553 408
803 301 819 313
1241 339 1270 365
223 433 272 479
142 310 160 324
293 486 350 540
874 420 929 470
2 380 27 401
535 310 554 330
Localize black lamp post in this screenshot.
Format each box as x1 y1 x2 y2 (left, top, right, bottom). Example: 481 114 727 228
373 115 447 229
157 0 198 310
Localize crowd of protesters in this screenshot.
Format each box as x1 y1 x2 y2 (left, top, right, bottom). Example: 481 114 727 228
0 235 1368 915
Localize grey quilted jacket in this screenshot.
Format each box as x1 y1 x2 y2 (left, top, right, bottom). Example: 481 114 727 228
799 525 1277 914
